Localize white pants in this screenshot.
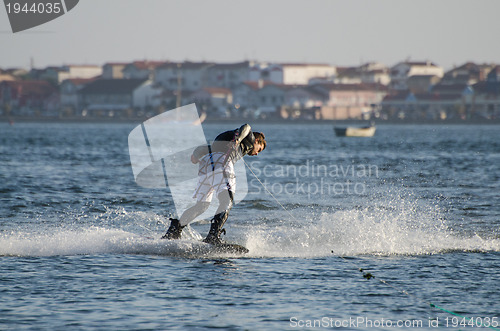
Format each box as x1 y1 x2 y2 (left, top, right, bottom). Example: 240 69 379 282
193 152 236 203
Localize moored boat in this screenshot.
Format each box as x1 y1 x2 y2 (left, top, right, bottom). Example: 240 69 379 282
334 125 376 137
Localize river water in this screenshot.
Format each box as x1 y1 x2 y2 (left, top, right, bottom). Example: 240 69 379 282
1 122 499 330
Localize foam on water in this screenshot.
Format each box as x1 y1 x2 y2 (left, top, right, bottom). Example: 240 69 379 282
246 188 500 257
0 226 239 258
244 210 500 258
1 204 498 258
1 186 498 258
244 187 500 257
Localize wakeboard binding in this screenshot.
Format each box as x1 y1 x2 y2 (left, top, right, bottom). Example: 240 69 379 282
161 218 185 240
202 211 229 246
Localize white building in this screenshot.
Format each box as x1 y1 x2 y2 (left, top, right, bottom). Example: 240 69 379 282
256 83 287 111
390 61 444 90
122 61 166 79
60 78 96 112
248 62 336 85
281 63 337 85
205 61 250 89
154 61 214 92
334 63 390 86
34 65 102 83
284 86 325 108
232 81 261 110
133 81 163 109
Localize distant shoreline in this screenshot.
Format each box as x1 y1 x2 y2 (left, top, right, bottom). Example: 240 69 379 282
1 115 499 125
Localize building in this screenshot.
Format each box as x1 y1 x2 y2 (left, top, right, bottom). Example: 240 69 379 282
132 82 163 110
334 67 361 85
390 61 444 90
0 69 17 83
188 87 233 117
284 85 325 109
358 62 391 85
122 61 166 80
60 78 96 115
153 89 178 111
78 78 150 116
406 75 441 93
281 63 337 85
231 80 289 117
336 63 391 86
441 62 495 86
205 61 250 89
32 65 102 84
281 85 326 119
256 83 288 116
0 80 59 116
470 67 500 119
154 61 214 92
487 65 500 82
381 87 474 120
248 62 336 85
313 83 388 120
430 83 473 96
102 63 127 79
380 64 500 120
231 81 262 111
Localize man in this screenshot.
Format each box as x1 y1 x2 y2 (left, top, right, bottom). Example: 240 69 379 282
161 124 266 245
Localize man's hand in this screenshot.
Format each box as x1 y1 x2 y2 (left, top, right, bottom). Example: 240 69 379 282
236 124 251 144
191 154 199 164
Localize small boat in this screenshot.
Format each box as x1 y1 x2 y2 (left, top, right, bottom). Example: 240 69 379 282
334 125 376 137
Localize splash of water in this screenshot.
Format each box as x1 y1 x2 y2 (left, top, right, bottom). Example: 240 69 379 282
1 192 498 258
244 192 500 257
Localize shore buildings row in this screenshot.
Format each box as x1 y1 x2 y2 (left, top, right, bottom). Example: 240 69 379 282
1 60 499 121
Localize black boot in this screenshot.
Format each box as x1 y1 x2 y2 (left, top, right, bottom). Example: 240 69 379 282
203 211 229 246
161 218 185 239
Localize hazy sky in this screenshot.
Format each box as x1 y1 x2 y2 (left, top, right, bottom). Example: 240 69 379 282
1 0 499 71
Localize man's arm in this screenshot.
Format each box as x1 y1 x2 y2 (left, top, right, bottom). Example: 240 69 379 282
191 144 210 163
236 124 252 144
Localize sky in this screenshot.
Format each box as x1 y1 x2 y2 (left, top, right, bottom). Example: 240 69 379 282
1 0 499 71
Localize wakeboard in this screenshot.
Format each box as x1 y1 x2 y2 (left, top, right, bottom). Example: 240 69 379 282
207 242 249 254
154 236 249 255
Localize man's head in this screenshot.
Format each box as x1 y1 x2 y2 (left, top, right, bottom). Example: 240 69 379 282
249 132 266 156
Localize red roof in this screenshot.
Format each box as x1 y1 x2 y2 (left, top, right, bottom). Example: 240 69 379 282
203 87 232 95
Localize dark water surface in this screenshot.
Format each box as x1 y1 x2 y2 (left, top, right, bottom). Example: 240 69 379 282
1 123 499 330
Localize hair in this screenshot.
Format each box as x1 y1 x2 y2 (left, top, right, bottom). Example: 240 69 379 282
253 132 267 151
